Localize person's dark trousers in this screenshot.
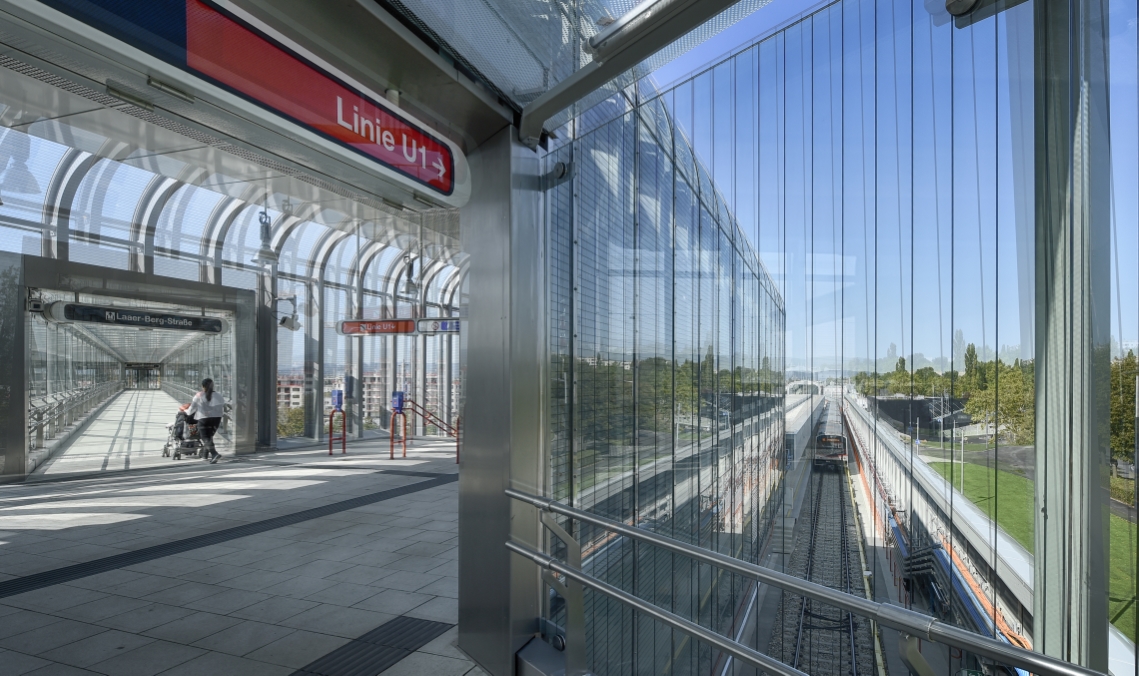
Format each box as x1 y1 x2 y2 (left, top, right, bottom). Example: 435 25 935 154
199 417 222 461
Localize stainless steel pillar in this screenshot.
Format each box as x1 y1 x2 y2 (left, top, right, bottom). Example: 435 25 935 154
304 281 321 439
1033 0 1111 668
0 252 25 482
457 127 545 675
256 263 278 450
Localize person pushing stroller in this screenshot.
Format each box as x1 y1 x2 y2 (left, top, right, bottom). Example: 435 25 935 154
186 378 225 464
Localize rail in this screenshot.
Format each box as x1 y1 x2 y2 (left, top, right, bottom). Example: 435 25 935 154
506 488 1105 676
28 381 122 450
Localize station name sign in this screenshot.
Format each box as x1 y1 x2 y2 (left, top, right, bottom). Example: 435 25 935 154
37 0 467 204
46 303 226 333
183 0 455 196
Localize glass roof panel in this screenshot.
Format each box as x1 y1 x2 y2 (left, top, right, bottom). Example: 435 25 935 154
386 0 777 128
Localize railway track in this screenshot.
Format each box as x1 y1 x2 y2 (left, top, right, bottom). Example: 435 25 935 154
768 468 878 675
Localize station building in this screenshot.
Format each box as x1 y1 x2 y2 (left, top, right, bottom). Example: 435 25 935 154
0 1 1131 675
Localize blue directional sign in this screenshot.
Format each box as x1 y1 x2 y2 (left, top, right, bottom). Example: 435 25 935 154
330 389 344 411
391 391 405 413
416 319 460 334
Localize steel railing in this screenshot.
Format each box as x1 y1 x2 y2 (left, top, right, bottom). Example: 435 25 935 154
28 381 123 450
506 488 1104 676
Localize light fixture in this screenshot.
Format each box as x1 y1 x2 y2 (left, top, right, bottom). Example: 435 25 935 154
402 254 419 296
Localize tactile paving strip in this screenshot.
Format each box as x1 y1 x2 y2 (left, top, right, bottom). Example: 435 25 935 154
0 473 457 598
291 616 453 676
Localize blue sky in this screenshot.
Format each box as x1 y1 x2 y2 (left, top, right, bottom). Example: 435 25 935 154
637 0 1139 369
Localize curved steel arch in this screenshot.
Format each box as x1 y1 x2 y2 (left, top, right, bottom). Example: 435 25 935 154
129 175 181 273
199 196 243 284
271 202 321 255
40 148 100 260
211 184 269 278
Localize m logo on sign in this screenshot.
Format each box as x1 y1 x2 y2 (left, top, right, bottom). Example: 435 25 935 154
106 311 116 322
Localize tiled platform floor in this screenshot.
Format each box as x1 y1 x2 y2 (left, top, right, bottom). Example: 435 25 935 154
0 439 480 675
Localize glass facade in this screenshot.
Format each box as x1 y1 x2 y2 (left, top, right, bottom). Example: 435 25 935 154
542 0 1139 672
545 78 786 673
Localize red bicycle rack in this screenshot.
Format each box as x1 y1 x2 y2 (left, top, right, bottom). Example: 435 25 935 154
328 409 346 456
389 411 408 459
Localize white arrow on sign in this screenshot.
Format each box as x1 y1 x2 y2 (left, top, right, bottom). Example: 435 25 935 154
432 158 446 180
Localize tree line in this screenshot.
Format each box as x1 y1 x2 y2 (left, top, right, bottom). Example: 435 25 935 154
852 345 1139 458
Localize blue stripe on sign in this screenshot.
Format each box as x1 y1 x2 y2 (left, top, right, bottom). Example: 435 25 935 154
35 0 187 64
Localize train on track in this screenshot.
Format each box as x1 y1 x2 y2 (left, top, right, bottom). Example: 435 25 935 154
813 398 849 469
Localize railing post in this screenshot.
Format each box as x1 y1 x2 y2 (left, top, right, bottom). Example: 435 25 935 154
538 511 587 676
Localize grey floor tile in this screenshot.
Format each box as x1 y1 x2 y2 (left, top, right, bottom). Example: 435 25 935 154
278 559 355 580
1 586 108 613
0 647 51 675
323 565 397 586
425 560 458 578
98 603 196 633
39 630 154 668
380 651 473 676
23 663 102 676
104 575 185 599
124 558 201 578
139 582 227 606
0 610 65 640
404 596 458 624
175 563 252 584
257 576 338 600
406 530 458 545
352 589 431 616
415 576 459 599
142 611 242 644
156 651 293 676
59 595 152 624
383 556 448 573
228 597 318 624
301 582 379 607
216 571 298 592
374 570 444 593
0 619 106 655
395 542 453 558
277 604 395 639
189 620 296 657
342 550 408 568
184 588 270 614
243 630 351 668
87 639 204 676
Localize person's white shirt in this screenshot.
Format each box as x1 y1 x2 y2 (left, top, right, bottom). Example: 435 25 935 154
187 390 226 419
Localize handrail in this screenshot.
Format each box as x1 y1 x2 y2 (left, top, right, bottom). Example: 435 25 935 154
506 540 807 676
506 488 1105 676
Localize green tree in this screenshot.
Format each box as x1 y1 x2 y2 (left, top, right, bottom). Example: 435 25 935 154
963 360 1034 445
1110 352 1138 460
277 406 305 438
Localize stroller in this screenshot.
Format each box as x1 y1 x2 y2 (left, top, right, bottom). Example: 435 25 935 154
162 405 203 460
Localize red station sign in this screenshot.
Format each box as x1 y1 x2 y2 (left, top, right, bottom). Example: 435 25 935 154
337 320 417 336
185 0 455 195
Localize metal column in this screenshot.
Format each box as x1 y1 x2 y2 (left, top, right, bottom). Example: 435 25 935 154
457 127 545 675
1033 0 1111 669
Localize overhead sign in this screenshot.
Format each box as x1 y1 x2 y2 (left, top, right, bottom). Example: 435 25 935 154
36 0 470 205
416 319 461 334
337 319 416 336
46 303 226 333
184 0 455 196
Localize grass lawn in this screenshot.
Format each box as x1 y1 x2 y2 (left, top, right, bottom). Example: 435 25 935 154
928 460 1139 637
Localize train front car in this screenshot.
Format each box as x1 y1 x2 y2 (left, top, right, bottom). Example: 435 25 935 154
813 400 848 470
